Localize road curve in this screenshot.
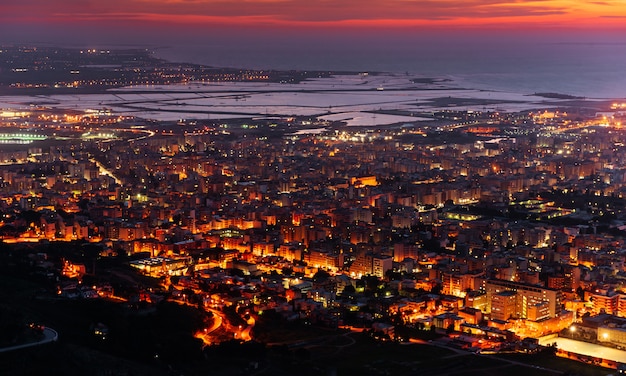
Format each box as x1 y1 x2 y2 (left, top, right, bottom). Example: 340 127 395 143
0 327 59 353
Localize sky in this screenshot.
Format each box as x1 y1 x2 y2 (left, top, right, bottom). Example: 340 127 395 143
1 0 626 46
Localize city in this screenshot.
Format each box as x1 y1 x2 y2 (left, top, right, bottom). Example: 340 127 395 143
2 46 626 375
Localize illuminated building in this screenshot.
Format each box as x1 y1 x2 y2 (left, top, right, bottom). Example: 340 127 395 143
491 291 517 321
485 279 563 319
129 256 191 277
349 252 392 278
591 293 619 315
598 324 626 347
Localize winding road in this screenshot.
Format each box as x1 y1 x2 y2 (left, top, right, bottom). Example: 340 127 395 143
0 327 58 353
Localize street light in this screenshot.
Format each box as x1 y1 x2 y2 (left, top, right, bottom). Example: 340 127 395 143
569 325 576 339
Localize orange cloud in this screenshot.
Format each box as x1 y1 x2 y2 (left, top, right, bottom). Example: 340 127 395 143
2 0 626 30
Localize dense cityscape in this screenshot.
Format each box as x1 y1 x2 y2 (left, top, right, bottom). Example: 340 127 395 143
2 46 626 375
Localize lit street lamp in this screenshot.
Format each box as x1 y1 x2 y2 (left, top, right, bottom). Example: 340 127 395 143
569 325 576 339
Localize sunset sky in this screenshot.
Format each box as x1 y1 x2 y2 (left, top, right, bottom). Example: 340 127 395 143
2 0 626 45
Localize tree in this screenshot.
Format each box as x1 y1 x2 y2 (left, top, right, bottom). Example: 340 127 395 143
342 284 356 296
313 269 330 282
431 283 443 295
543 342 558 356
19 210 41 224
576 286 585 301
0 225 18 238
361 275 381 291
385 269 402 281
228 268 245 278
0 306 25 345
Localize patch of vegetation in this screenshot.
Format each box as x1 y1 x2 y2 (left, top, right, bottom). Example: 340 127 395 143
496 352 610 376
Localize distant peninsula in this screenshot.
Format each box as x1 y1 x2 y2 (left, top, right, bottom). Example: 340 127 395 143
0 46 338 95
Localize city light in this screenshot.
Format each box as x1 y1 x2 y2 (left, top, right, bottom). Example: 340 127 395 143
2 44 626 374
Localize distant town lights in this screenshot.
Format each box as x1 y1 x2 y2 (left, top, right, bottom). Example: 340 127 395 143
1 110 30 117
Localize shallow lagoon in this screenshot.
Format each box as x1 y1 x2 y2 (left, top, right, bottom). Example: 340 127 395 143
0 73 599 124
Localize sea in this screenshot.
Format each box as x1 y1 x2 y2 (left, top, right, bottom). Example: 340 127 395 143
153 36 626 100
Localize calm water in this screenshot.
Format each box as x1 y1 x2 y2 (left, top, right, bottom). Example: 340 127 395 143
155 37 626 99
